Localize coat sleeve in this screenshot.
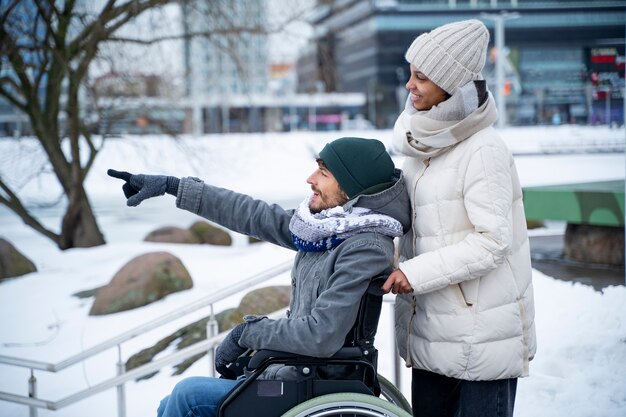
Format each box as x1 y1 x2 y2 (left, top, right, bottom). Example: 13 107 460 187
175 177 296 250
399 143 514 294
238 238 392 357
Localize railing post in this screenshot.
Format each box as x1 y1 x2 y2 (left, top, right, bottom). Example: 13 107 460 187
116 345 127 417
390 304 402 390
28 369 37 417
206 304 219 378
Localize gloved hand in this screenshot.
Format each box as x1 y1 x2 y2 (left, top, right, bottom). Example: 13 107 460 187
215 322 247 379
107 169 180 207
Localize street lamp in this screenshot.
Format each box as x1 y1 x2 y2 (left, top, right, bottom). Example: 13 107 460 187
482 11 520 128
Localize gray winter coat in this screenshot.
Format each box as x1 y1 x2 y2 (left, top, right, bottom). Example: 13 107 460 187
175 169 411 360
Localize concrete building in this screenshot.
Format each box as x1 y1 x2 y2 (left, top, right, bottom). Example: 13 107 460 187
181 0 367 133
297 0 626 128
182 0 269 133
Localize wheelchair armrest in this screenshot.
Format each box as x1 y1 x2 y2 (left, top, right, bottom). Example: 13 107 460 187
247 346 365 370
367 275 388 296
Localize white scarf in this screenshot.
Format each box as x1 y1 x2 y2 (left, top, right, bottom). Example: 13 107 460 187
393 80 497 159
289 195 403 252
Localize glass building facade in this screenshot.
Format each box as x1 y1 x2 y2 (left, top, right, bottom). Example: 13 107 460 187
182 0 268 98
182 0 270 132
297 0 626 127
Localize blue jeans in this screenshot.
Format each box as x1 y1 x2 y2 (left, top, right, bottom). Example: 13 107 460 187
411 369 517 417
157 376 241 417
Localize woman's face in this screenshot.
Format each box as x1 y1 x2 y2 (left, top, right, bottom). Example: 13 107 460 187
405 64 448 111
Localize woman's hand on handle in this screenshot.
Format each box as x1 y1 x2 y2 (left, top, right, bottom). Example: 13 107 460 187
382 269 414 294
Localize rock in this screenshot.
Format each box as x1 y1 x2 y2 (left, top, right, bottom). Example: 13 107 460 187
238 285 291 317
73 285 105 299
219 286 291 330
90 252 193 315
215 308 239 332
0 238 37 281
189 221 232 246
526 219 545 230
564 224 625 266
144 226 200 244
125 285 291 378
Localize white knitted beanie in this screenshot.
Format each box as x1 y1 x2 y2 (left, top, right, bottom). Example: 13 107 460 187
405 19 490 94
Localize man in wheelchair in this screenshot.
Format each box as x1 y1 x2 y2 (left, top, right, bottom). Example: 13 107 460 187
108 137 411 417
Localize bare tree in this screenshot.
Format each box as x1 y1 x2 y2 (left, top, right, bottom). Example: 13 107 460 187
0 0 177 249
0 0 315 250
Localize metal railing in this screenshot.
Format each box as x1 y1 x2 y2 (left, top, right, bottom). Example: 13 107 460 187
0 259 293 416
0 257 403 416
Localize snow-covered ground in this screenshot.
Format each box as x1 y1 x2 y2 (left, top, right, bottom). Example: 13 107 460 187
0 126 625 417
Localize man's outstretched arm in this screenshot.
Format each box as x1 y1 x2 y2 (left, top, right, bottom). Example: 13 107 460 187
108 170 296 249
176 177 296 250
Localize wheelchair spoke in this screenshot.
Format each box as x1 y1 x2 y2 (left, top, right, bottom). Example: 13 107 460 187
377 374 412 413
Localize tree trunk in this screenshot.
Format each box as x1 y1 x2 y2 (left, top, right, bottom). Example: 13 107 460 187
59 185 105 249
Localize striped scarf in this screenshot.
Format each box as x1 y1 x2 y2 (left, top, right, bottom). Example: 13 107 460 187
289 195 403 252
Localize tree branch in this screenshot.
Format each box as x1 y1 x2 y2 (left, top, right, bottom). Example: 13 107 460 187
0 178 60 245
0 0 21 28
106 25 271 45
68 0 170 58
0 78 27 111
80 124 102 178
0 28 35 103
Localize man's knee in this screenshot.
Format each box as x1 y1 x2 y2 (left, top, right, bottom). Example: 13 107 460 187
171 377 207 400
157 394 170 417
169 376 240 409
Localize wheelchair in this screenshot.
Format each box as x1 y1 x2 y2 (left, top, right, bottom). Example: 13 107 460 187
216 275 413 417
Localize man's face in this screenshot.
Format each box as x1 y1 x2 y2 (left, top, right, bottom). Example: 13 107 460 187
306 160 349 214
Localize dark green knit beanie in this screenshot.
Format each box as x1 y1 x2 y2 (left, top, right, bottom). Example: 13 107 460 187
319 137 395 198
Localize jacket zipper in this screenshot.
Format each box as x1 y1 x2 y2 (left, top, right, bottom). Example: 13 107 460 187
411 158 430 256
406 157 430 367
406 295 417 367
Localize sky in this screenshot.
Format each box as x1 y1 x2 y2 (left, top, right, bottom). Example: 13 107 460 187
0 126 625 417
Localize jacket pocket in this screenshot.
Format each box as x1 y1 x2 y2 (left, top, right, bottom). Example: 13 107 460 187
458 279 479 307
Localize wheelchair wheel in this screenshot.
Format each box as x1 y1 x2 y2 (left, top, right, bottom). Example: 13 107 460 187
281 392 413 417
378 374 412 414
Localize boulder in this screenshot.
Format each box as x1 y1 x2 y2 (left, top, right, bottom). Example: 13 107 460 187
526 219 545 230
220 285 291 330
144 226 200 244
0 238 37 281
90 252 193 315
564 224 624 266
215 308 240 332
189 221 232 246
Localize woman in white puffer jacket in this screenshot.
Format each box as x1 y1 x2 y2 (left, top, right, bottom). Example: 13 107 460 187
381 19 536 417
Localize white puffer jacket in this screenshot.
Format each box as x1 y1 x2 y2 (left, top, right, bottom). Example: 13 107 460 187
392 86 536 381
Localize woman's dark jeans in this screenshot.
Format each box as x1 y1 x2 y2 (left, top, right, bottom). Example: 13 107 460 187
411 368 517 417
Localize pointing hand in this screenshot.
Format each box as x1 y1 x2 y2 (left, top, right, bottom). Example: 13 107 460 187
107 169 179 206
